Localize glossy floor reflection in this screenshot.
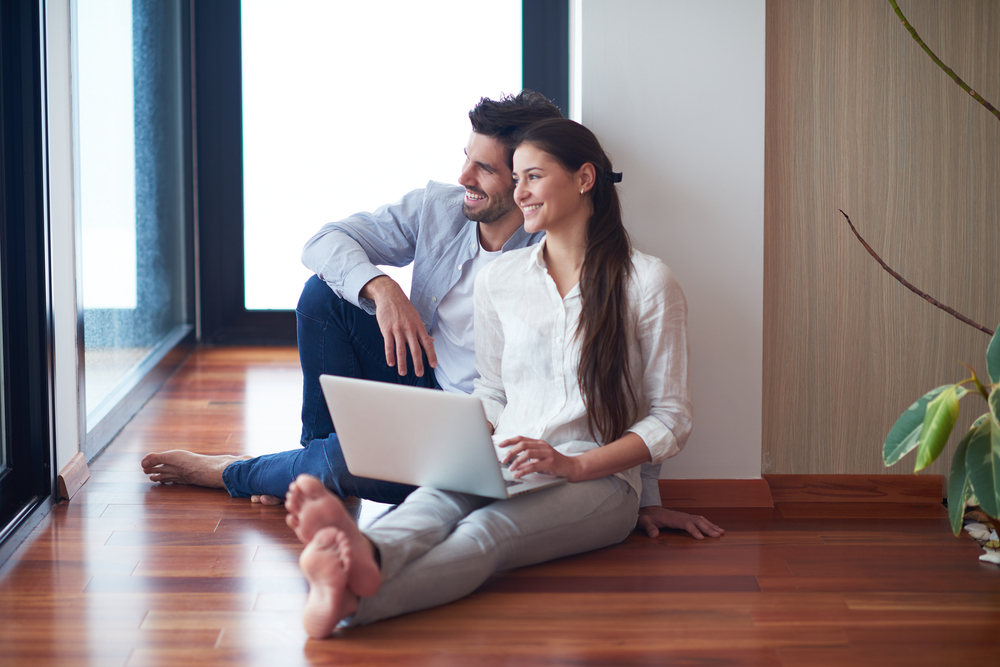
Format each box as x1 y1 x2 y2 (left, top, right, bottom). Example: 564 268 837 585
0 347 998 666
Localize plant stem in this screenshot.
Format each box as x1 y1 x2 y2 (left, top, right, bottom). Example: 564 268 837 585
888 0 1000 122
838 210 995 337
959 363 991 400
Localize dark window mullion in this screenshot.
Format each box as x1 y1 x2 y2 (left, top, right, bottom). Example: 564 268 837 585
0 0 56 546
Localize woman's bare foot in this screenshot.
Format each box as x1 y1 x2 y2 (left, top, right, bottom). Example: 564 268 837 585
299 527 360 638
285 475 381 597
251 494 284 505
140 450 250 488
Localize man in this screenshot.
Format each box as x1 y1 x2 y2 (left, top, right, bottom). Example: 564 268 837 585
141 91 721 540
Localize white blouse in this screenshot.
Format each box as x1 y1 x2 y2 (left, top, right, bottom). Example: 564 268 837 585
472 241 692 497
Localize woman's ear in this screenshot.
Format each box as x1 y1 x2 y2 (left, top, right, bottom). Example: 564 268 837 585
578 162 597 194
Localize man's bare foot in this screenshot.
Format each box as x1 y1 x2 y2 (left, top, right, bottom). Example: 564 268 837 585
252 494 284 505
300 527 360 638
285 474 381 597
141 450 250 489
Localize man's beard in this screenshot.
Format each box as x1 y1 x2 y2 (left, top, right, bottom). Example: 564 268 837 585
462 185 517 224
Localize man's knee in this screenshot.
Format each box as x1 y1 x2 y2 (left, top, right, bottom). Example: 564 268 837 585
296 275 344 323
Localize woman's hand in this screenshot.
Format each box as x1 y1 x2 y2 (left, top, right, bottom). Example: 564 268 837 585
636 506 724 540
500 437 581 481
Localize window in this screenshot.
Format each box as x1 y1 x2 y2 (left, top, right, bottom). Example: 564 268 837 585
241 0 522 310
196 0 568 342
74 0 194 455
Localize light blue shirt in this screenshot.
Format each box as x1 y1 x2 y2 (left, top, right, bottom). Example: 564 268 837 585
301 181 663 507
302 181 542 329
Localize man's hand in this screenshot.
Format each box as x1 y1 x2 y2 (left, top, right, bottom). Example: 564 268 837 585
362 276 437 377
636 506 724 540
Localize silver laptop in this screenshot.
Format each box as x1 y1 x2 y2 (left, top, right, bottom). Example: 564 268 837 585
319 375 566 499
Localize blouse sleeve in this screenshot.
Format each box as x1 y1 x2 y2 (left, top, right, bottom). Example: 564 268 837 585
472 262 507 429
626 260 693 465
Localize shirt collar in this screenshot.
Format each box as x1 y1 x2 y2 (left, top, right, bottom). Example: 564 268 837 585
502 225 544 252
527 239 547 272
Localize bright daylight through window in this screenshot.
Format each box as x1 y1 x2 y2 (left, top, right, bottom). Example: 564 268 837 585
242 0 522 309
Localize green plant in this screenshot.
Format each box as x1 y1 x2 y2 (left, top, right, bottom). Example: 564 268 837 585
884 327 1000 535
841 2 1000 538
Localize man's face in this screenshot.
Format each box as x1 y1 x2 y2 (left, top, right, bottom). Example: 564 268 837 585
458 132 518 225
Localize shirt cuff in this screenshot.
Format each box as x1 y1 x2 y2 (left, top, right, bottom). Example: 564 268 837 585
628 417 680 465
343 263 387 315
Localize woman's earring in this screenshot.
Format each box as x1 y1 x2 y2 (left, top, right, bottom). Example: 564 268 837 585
580 188 585 194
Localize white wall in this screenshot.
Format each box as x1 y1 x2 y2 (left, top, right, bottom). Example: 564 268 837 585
579 0 765 479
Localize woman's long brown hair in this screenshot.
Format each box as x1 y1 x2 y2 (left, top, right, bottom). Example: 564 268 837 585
514 119 638 444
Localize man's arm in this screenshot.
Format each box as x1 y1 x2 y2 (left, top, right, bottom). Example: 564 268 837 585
302 187 438 375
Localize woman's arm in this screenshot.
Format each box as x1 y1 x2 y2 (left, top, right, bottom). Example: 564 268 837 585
627 260 692 465
471 264 507 428
502 431 651 483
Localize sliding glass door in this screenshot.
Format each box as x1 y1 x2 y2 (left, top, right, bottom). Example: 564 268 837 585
75 0 194 455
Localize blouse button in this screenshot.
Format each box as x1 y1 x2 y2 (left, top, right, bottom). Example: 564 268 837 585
431 296 437 302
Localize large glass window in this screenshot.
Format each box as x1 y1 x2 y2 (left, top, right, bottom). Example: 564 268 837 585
76 0 190 432
240 0 522 309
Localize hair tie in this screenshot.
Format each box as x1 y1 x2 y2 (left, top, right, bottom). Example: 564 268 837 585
604 170 623 183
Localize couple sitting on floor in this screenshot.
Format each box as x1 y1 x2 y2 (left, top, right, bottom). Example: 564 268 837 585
141 92 723 636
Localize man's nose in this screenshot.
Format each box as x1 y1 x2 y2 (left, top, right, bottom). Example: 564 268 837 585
458 163 475 186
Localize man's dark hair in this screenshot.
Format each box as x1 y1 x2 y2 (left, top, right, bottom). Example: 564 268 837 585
469 90 563 168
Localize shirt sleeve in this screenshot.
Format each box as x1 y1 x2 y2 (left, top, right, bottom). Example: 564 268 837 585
301 187 426 313
626 260 693 465
471 262 506 429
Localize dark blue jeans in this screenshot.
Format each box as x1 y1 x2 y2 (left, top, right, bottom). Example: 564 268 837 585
222 275 439 503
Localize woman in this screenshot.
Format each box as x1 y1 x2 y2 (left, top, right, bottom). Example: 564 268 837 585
284 118 720 636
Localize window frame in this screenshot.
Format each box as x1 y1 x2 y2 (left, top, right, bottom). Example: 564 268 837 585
0 0 57 560
195 0 569 344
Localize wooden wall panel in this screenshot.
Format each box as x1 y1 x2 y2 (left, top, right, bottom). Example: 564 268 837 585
763 0 1000 479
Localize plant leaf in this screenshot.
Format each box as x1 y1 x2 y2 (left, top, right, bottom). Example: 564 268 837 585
966 414 999 518
884 385 951 466
991 390 1000 516
914 385 965 472
948 416 985 535
988 322 1000 384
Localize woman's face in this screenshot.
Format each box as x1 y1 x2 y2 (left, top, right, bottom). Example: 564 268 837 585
512 143 593 235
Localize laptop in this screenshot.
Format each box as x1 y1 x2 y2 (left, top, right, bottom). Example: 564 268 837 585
319 375 566 499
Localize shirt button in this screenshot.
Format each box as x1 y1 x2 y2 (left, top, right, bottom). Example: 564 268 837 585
456 264 462 271
431 297 437 302
555 336 563 344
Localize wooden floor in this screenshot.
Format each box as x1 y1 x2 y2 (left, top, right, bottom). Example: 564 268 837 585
1 347 999 666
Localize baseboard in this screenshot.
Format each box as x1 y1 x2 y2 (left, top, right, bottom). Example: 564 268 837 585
764 474 943 504
657 475 944 509
658 479 773 508
58 452 90 500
